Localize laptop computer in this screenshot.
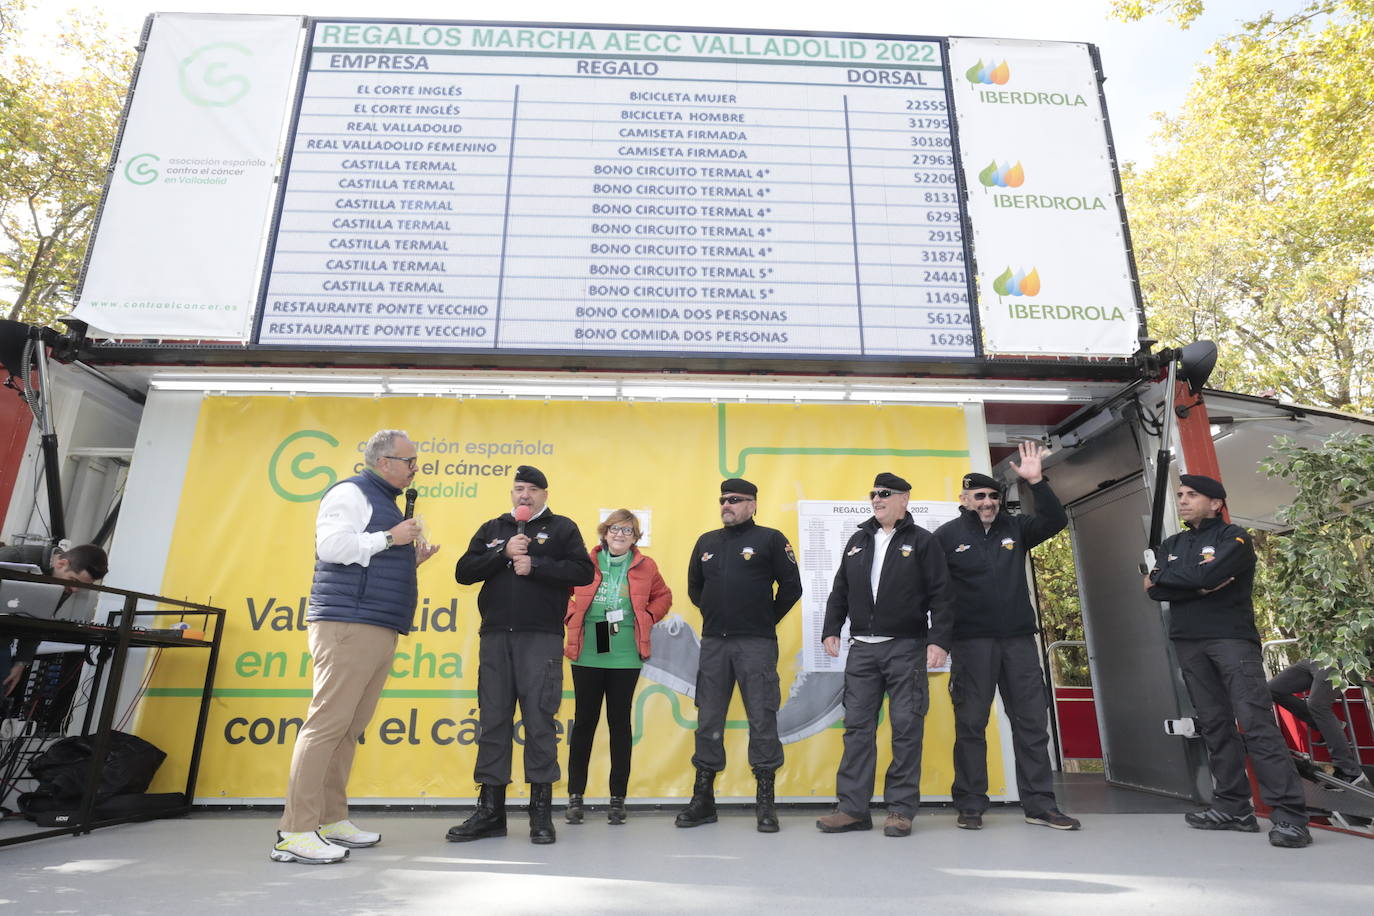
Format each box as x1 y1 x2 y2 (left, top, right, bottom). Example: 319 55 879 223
0 562 68 619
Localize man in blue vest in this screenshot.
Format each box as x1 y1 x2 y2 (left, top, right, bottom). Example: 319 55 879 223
272 429 439 865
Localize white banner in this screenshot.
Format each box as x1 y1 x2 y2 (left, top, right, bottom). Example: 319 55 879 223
798 500 960 673
948 37 1141 357
74 13 304 340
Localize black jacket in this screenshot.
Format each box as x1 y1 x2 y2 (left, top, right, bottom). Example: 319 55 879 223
455 508 594 635
823 514 952 647
934 479 1066 640
687 518 802 638
1147 515 1259 643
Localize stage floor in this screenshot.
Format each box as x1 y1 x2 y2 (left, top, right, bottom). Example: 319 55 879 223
1 776 1368 915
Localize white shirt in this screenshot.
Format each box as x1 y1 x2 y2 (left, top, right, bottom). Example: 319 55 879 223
855 526 896 644
315 481 390 566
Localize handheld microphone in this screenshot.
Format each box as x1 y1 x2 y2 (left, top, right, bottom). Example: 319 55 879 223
404 488 418 520
514 504 532 535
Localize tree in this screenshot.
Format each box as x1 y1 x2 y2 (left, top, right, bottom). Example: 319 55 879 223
0 2 132 326
1119 1 1374 413
1033 529 1090 685
1259 432 1374 680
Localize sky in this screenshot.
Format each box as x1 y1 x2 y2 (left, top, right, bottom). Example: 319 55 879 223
18 0 1308 166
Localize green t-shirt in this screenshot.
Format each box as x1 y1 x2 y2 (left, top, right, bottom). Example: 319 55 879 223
573 551 641 669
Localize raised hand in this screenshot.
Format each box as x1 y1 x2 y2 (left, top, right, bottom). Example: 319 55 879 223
1012 440 1046 484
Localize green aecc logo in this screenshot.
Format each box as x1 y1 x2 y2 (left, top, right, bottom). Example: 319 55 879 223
124 153 160 185
179 42 253 107
268 430 338 502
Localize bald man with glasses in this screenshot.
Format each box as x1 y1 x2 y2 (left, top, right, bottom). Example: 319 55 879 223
934 442 1079 832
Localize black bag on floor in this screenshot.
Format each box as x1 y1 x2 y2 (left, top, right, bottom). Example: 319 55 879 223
20 791 187 827
27 731 167 801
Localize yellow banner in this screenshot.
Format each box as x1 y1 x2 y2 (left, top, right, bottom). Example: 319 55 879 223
138 396 1005 801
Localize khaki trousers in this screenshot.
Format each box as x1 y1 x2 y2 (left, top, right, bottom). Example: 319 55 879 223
280 620 397 832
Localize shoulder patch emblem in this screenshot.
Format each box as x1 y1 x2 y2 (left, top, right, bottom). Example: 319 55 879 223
955 544 972 553
784 543 797 564
1167 554 1178 562
847 545 864 556
700 552 714 562
486 538 506 549
1235 537 1246 544
741 546 756 560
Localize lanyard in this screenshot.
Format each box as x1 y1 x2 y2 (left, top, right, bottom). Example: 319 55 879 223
600 552 630 612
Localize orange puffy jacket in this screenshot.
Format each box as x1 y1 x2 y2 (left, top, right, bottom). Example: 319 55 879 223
564 545 672 661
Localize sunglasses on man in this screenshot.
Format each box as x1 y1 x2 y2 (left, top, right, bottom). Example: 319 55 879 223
869 489 907 500
719 495 754 505
969 491 1001 502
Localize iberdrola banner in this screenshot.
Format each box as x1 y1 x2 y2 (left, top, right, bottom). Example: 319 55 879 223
948 36 1142 357
135 396 1017 804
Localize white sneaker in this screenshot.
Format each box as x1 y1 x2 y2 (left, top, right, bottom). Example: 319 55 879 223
319 819 382 848
270 831 349 864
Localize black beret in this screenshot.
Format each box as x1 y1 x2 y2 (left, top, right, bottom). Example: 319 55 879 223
873 472 911 492
962 472 1000 491
515 465 548 489
720 477 758 497
1179 474 1226 500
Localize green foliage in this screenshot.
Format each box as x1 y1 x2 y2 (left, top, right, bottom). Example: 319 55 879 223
0 4 132 325
1110 0 1207 27
1258 432 1374 679
1122 1 1374 413
1033 529 1090 685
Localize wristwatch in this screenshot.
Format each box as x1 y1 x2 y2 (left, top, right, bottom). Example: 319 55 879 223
384 532 395 548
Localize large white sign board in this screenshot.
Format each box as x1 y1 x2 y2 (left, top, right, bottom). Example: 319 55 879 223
257 23 974 358
74 19 1144 361
948 37 1142 356
75 14 303 339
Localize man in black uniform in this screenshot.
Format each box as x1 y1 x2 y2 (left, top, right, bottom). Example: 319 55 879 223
816 473 951 837
675 477 803 833
447 466 594 845
1145 473 1311 848
936 441 1080 831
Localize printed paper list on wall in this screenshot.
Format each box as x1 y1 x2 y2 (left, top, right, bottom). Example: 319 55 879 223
258 23 975 358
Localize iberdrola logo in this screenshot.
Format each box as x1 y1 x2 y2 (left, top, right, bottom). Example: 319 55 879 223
978 160 1024 189
965 59 1010 85
992 267 1041 297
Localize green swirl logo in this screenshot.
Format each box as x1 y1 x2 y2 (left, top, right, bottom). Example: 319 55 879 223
124 153 160 185
268 430 339 502
178 42 253 107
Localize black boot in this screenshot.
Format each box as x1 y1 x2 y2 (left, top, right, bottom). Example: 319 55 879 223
446 784 507 842
675 768 718 828
529 782 556 845
608 796 627 825
565 793 584 825
754 767 779 833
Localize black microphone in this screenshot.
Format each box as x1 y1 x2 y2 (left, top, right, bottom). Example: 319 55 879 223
404 488 418 520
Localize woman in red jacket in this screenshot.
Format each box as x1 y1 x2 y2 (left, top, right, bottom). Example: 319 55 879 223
563 509 672 824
